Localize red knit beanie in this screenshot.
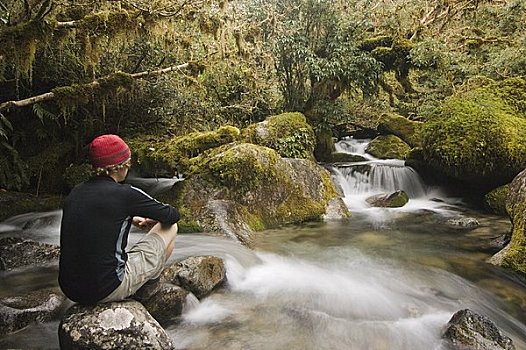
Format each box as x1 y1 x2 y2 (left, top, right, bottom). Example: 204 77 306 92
89 134 131 168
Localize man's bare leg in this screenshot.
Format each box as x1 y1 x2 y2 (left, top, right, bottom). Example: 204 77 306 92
149 222 178 260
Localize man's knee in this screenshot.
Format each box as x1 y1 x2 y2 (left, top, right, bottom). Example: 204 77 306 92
150 222 178 246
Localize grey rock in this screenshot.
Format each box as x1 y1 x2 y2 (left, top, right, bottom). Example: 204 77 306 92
142 284 190 325
0 287 66 336
442 309 515 350
446 217 480 230
0 237 60 270
162 256 226 299
58 300 173 350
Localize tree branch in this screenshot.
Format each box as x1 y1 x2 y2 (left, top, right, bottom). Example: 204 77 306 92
0 63 190 112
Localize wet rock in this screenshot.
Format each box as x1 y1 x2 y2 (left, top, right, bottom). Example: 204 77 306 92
162 256 226 299
0 287 66 336
58 300 173 350
446 217 480 230
0 237 60 270
442 309 515 350
366 190 409 208
323 198 350 220
142 284 190 325
330 152 367 163
161 143 348 246
484 184 510 216
491 168 526 277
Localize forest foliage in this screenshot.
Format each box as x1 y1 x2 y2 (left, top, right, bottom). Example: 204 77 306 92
0 0 525 193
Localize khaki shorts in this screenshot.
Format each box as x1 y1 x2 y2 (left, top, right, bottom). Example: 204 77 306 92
100 232 166 303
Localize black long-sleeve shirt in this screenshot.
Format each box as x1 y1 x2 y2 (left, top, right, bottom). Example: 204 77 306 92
59 175 180 304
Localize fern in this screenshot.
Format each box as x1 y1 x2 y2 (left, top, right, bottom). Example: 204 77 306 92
32 103 57 123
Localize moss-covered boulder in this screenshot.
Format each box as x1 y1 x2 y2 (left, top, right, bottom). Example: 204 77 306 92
159 143 348 246
366 135 411 160
490 168 526 277
484 184 510 216
0 191 63 222
128 125 241 177
241 112 316 159
377 113 423 147
366 190 409 208
421 78 526 189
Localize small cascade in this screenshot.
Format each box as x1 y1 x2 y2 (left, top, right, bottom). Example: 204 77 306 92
330 138 451 213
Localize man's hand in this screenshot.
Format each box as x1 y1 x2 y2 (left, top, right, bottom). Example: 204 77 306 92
132 216 158 231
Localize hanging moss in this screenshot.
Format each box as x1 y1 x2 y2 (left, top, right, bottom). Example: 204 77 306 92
76 9 137 37
51 72 134 111
0 20 53 78
52 84 93 110
97 72 135 95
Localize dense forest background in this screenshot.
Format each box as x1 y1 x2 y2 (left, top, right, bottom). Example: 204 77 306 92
1 0 525 194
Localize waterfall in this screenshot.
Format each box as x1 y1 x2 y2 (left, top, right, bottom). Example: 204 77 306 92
331 138 452 213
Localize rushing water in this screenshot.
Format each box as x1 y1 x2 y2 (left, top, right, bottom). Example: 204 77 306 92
1 139 526 349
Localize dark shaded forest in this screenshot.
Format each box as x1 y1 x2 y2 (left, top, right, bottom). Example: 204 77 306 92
1 0 525 194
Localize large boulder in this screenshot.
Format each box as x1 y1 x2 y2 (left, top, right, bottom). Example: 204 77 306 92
128 125 241 177
0 237 60 270
159 142 349 245
0 287 67 336
421 78 526 190
490 168 526 277
442 309 515 350
366 135 411 160
241 112 316 160
162 256 226 299
484 185 510 216
142 284 190 325
377 112 423 147
58 300 173 350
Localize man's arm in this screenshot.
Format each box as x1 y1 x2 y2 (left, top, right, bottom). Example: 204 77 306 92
126 185 180 225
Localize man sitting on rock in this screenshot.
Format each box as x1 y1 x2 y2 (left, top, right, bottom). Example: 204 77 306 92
59 134 180 304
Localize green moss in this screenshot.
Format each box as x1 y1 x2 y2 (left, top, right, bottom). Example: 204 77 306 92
241 112 316 159
421 78 526 188
386 191 409 207
377 113 423 147
366 135 411 160
52 72 135 111
201 143 279 195
125 127 241 177
502 219 526 277
0 20 53 78
484 185 509 215
360 35 394 52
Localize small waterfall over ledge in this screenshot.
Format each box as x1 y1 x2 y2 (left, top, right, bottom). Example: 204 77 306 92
330 138 458 215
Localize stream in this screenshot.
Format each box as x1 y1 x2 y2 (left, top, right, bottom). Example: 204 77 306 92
1 138 525 349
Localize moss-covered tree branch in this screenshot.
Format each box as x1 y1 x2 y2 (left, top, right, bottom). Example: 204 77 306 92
0 63 190 112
